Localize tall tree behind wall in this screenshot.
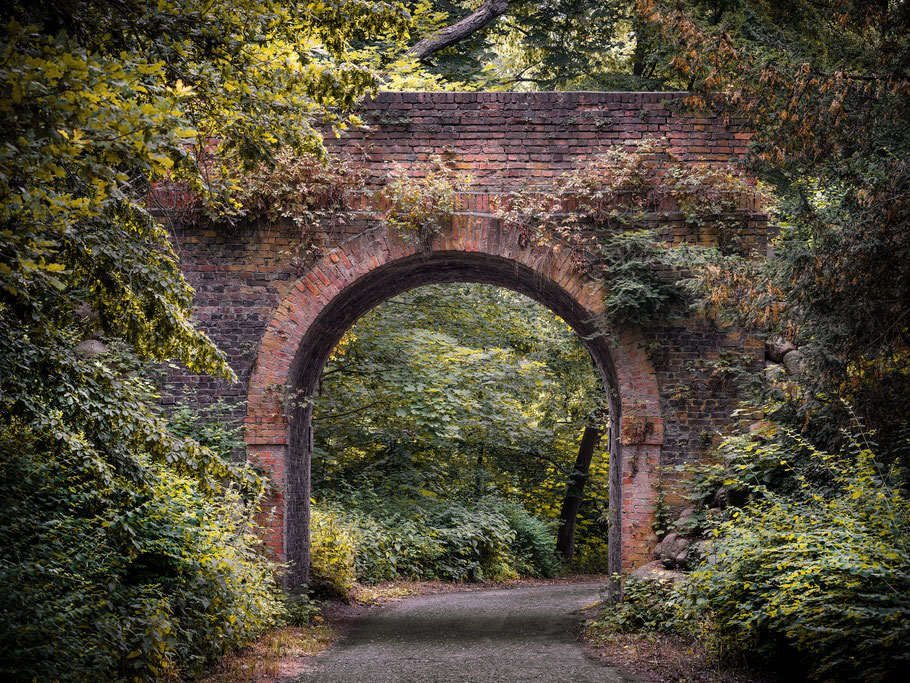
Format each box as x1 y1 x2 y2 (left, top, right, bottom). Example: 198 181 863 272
643 0 910 455
387 0 690 90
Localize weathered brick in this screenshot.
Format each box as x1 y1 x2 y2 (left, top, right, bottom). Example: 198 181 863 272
161 92 767 583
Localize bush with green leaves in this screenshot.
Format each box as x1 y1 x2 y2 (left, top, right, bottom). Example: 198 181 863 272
344 510 445 584
588 576 692 636
690 432 910 682
310 494 562 594
427 500 520 582
165 396 245 462
498 500 562 579
0 1 415 679
569 533 611 574
0 416 282 681
308 507 359 600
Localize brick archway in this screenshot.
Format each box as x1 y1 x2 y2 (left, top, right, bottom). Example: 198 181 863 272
245 215 663 588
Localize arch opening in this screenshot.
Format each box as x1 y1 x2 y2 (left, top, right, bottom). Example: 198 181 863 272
311 281 614 580
245 222 664 590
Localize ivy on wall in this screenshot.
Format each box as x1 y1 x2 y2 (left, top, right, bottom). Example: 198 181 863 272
202 136 765 329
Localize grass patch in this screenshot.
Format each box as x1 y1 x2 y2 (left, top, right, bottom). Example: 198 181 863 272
199 623 337 682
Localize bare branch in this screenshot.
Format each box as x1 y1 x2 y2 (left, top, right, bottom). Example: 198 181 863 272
407 0 509 61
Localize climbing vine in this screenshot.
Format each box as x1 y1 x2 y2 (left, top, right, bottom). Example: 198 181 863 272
379 155 472 242
197 137 764 327
492 138 765 326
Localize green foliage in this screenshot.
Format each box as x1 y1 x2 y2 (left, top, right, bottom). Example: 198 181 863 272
0 418 282 682
314 283 610 568
489 1 638 90
689 430 910 682
649 0 910 454
393 1 684 91
279 593 323 627
589 576 692 636
495 139 761 327
166 396 245 462
570 532 611 574
498 500 562 579
309 507 359 600
351 1 490 91
0 1 416 679
339 507 446 584
312 495 561 591
222 150 367 261
426 499 521 582
380 156 471 240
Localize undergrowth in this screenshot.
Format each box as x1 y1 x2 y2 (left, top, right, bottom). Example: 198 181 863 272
587 426 910 683
308 495 562 599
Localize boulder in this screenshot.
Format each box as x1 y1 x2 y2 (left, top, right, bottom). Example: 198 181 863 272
765 337 796 363
674 505 700 534
712 485 747 509
630 560 685 583
763 361 786 382
783 349 807 375
654 531 692 569
748 420 775 440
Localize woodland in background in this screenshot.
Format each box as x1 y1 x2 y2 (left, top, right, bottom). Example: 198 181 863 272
308 283 608 593
0 0 908 681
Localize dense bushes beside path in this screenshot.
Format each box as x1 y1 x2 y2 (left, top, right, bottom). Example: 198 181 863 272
0 412 283 682
309 495 562 598
688 432 910 682
590 428 910 682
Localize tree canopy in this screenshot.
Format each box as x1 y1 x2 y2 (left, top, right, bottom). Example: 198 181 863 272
0 1 416 679
311 283 611 580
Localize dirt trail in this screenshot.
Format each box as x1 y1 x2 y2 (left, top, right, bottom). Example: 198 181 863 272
293 581 649 682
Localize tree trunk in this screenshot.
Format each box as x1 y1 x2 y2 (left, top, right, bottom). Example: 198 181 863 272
631 15 649 79
555 425 601 561
407 0 509 61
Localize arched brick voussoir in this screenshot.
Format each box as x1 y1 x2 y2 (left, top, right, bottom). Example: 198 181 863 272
244 227 422 446
246 216 664 447
243 215 665 578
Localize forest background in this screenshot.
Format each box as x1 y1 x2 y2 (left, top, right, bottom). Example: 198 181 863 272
0 1 907 681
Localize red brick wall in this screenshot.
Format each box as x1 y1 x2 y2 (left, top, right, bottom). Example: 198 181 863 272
164 92 767 585
326 91 750 189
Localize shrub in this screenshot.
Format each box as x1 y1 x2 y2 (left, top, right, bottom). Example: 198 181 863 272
690 434 910 682
428 500 518 582
380 155 470 239
499 500 561 578
310 495 559 586
309 506 358 599
589 576 693 636
347 512 444 584
165 396 244 461
570 534 611 574
280 593 323 627
0 422 282 682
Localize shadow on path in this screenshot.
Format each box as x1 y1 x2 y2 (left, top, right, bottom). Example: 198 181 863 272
296 582 649 683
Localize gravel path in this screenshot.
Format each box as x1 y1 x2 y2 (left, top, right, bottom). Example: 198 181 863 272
296 582 648 682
